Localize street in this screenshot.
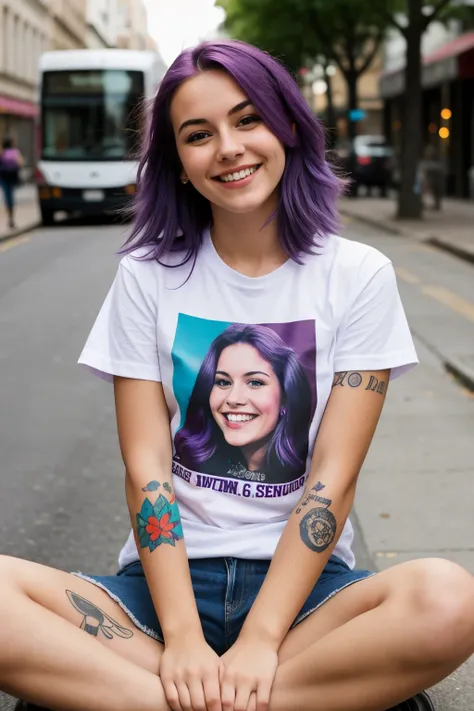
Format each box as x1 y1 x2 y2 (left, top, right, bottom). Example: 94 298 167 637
1 217 473 709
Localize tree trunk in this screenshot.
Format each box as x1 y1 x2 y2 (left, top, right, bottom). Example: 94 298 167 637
346 67 359 145
324 63 337 149
397 0 424 219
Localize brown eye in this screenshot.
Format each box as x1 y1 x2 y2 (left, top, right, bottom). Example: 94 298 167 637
187 131 210 144
238 115 261 127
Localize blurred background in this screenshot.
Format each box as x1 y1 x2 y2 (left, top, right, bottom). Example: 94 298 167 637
1 2 474 709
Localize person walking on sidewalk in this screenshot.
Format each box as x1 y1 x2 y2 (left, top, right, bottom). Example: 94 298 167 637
0 136 23 229
2 39 474 711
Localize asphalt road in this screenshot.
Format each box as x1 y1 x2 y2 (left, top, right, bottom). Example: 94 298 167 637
0 215 473 709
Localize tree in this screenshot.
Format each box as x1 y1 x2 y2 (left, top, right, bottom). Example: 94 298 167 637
376 0 458 219
219 0 390 145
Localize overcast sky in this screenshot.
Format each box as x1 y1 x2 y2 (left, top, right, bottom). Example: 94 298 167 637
144 0 225 66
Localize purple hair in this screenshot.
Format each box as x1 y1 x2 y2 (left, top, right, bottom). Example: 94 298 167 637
121 39 344 266
174 324 313 481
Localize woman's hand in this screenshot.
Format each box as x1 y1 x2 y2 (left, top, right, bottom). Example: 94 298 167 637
220 638 279 711
160 634 223 711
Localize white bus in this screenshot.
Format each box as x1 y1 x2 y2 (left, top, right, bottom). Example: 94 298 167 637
36 49 167 225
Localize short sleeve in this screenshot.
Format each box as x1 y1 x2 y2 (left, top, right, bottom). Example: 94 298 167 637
78 257 161 383
334 261 418 380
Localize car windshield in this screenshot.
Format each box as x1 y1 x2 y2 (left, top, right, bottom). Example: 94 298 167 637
41 70 144 161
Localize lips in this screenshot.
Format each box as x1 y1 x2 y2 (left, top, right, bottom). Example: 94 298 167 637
224 413 257 423
212 164 261 183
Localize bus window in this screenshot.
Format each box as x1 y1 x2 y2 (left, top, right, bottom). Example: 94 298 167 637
41 70 145 161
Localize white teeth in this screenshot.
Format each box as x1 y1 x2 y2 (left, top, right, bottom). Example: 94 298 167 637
219 165 258 182
226 414 255 422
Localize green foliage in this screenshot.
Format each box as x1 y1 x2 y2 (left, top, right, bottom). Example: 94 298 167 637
218 0 393 76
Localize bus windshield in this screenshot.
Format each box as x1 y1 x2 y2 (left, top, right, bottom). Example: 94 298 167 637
41 69 144 161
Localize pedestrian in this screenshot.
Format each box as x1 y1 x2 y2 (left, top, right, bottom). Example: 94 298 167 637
2 39 474 711
0 136 23 229
421 141 444 210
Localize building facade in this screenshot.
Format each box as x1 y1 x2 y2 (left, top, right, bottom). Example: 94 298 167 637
116 0 148 51
86 0 118 49
50 0 87 50
0 0 51 169
380 17 474 198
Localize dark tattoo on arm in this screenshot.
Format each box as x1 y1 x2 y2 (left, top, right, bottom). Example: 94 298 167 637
66 590 133 639
136 480 183 553
295 481 337 552
332 371 387 395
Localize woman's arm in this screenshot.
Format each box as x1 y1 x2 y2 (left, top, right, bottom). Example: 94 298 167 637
114 375 202 643
239 368 390 647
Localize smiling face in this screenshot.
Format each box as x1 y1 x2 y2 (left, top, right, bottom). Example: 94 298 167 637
209 343 282 461
170 70 286 215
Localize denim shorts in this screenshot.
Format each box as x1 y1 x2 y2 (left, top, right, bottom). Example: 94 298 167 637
74 555 373 655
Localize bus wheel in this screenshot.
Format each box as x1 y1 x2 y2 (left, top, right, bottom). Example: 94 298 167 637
40 206 55 226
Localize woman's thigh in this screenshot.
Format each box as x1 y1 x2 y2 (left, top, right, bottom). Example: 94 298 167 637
278 557 474 664
0 555 163 674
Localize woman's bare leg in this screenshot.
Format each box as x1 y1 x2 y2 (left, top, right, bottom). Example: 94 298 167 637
0 555 168 711
268 558 474 711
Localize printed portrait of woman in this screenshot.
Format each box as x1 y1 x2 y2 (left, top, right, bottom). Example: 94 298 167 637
173 324 314 484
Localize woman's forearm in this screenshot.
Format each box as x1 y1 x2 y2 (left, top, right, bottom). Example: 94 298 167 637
125 473 203 643
239 476 356 647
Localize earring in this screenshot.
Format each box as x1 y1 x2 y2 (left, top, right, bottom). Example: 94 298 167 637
181 176 189 184
280 406 287 417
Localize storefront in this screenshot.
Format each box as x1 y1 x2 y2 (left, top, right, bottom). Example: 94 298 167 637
380 31 474 198
0 94 39 177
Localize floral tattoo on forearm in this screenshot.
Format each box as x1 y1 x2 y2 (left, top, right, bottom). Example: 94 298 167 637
295 481 336 553
136 480 183 552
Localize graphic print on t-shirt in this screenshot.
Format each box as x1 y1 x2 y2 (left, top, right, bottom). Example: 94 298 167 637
171 315 316 500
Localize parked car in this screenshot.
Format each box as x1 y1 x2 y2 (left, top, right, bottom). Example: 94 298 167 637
333 135 395 197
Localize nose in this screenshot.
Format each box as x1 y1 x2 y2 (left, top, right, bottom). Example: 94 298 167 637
216 130 245 163
226 382 247 407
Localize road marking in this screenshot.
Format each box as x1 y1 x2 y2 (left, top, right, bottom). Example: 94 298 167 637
0 235 31 253
422 285 474 323
395 267 420 284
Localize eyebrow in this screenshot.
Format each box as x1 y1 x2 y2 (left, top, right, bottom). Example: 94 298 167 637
178 99 253 134
215 370 269 378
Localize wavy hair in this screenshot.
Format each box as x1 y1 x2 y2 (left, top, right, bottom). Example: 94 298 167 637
174 324 313 480
121 39 344 266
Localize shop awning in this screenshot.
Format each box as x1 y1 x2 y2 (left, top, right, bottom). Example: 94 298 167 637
380 31 474 99
0 94 39 119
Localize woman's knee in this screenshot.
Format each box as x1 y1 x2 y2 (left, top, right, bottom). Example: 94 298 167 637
401 558 474 663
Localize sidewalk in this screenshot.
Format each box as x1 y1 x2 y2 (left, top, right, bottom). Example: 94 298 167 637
339 193 474 263
0 184 40 243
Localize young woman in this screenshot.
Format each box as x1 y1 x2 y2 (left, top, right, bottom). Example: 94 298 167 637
2 39 474 711
0 136 23 229
174 323 313 482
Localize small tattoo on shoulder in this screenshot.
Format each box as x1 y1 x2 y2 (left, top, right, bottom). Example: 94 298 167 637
66 590 133 639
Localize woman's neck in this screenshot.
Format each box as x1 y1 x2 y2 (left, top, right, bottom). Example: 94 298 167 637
210 201 288 278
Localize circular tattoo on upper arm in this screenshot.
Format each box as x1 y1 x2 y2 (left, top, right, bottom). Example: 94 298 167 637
300 508 336 552
348 372 362 387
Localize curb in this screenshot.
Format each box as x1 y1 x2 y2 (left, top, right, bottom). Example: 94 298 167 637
444 357 474 393
340 207 474 265
0 220 41 246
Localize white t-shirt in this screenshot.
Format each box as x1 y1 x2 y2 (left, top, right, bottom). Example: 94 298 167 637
78 231 418 570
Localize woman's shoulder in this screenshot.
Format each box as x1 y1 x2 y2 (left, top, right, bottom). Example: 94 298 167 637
309 234 391 276
119 243 192 277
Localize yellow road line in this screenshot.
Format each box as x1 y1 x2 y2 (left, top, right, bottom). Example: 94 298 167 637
0 235 31 253
395 267 420 284
422 285 474 324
